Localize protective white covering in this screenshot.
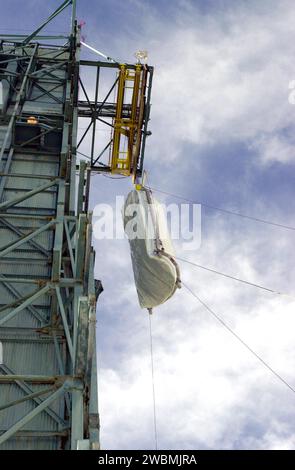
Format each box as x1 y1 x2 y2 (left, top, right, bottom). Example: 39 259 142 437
123 188 181 309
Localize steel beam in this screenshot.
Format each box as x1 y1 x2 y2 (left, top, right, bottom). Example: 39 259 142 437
0 179 59 211
0 387 56 411
0 217 49 257
22 0 72 45
0 279 46 323
0 284 50 326
0 365 66 426
0 375 68 384
55 286 74 364
0 44 38 164
0 385 66 445
0 221 55 258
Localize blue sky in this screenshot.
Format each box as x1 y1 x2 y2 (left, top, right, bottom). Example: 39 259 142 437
3 0 295 450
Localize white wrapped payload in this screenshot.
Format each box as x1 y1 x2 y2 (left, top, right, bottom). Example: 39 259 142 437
123 187 181 309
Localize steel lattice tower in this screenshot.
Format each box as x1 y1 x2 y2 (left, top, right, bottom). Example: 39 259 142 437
0 1 101 450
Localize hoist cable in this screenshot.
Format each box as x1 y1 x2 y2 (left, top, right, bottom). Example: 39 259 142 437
147 186 295 232
182 281 295 396
175 256 295 300
80 41 119 63
148 311 158 450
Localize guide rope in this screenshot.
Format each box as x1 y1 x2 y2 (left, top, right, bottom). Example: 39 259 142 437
148 309 158 450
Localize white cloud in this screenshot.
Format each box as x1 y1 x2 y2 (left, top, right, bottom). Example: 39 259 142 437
95 0 295 164
95 210 295 449
250 134 295 165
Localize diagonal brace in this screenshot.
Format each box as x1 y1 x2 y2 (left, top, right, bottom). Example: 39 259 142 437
22 0 72 45
0 284 50 326
0 220 55 258
55 287 74 364
0 385 66 445
0 179 59 211
0 387 56 412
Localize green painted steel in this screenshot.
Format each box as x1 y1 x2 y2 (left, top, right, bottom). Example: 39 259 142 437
0 1 100 450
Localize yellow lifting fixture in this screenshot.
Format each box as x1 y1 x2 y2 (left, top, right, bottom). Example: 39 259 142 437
109 63 148 181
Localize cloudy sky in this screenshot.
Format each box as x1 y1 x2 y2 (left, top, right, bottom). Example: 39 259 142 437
4 0 295 450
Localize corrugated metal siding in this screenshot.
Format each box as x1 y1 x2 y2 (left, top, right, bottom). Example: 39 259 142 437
0 46 70 449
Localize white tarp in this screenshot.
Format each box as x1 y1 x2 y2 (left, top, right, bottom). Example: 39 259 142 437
123 188 181 309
